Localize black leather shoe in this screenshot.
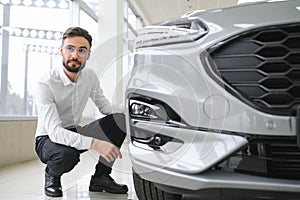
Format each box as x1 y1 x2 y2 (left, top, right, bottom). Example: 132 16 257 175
89 174 128 194
45 172 62 197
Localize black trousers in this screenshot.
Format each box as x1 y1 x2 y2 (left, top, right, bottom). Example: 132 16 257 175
35 113 127 177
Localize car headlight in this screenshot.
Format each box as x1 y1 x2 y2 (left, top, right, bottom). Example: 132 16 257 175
135 17 208 48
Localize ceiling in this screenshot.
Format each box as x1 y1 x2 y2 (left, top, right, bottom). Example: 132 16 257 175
131 0 240 25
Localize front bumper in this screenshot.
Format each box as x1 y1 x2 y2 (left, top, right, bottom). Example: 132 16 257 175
129 121 247 174
129 118 300 195
131 151 300 193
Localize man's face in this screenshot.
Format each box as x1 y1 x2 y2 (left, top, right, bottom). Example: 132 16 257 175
60 36 91 73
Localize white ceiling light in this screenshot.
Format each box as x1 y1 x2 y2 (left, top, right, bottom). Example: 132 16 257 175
58 0 68 9
23 0 33 6
47 47 52 54
34 0 44 7
14 28 22 36
54 32 61 40
52 47 58 54
11 0 21 5
46 0 56 8
38 30 45 39
0 0 10 4
46 31 53 39
22 29 30 37
34 45 40 52
40 46 46 52
30 30 37 38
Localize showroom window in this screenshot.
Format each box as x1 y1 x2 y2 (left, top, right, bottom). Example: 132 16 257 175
0 0 98 117
124 1 144 74
0 0 144 118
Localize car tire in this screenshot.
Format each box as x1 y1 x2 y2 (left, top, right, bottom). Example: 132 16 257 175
133 170 183 200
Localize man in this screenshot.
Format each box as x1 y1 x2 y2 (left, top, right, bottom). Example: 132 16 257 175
35 27 128 197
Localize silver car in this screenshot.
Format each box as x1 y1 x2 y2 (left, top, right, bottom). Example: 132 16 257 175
125 0 300 199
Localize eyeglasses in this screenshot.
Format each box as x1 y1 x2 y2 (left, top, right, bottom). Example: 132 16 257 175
64 45 89 57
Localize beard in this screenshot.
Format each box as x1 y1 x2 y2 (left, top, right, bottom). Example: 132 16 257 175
63 59 86 73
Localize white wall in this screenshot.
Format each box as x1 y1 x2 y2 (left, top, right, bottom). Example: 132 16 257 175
0 119 37 168
0 117 95 168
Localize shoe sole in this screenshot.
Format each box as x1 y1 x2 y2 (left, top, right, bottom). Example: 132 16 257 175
45 191 63 198
89 186 128 194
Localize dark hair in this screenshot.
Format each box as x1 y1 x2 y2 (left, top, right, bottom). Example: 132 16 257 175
62 27 93 48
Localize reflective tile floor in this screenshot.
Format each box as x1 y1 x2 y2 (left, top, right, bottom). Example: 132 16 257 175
0 144 137 200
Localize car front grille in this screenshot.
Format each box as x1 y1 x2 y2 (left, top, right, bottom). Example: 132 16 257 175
209 23 300 116
218 136 300 180
266 142 300 179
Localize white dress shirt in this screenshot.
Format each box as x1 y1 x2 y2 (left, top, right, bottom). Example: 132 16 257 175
35 66 119 150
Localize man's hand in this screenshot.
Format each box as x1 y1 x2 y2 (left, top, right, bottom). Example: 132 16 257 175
91 138 122 162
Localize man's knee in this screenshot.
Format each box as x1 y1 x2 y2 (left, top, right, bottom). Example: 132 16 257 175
104 113 127 147
112 113 126 133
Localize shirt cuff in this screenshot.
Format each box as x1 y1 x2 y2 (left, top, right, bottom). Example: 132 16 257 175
81 136 93 150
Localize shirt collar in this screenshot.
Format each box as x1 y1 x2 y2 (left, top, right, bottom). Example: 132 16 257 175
59 66 74 86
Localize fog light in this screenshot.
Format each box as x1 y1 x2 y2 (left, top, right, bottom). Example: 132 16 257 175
129 100 163 120
129 98 186 126
131 103 150 116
